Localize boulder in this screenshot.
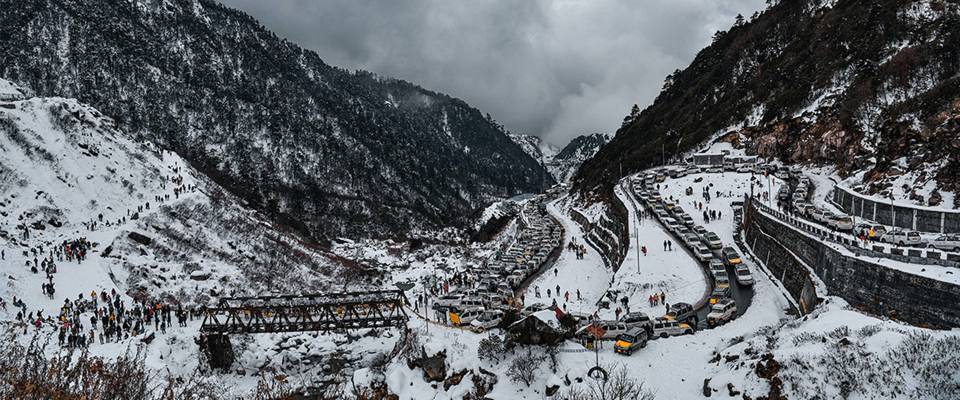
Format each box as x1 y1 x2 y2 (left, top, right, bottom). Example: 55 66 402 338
408 349 447 383
128 231 153 245
190 271 211 281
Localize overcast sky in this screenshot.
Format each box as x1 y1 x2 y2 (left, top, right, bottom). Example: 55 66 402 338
221 0 766 145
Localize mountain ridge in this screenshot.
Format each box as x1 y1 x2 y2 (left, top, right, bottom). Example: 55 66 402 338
0 0 554 241
576 0 960 207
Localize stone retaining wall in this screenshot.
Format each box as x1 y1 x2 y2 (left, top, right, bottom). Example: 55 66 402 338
746 198 960 329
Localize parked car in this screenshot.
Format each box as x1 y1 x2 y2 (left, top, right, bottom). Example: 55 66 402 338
470 310 505 330
709 259 726 275
721 247 742 266
867 225 888 240
826 214 854 231
735 264 754 285
693 244 713 262
596 321 629 340
449 307 485 326
708 285 731 305
521 303 547 317
928 235 960 252
665 302 696 322
706 299 738 327
682 232 701 248
692 225 708 237
713 270 731 287
652 318 694 338
620 312 654 333
433 293 463 308
881 230 925 246
614 327 649 355
663 218 681 233
808 208 825 222
702 232 723 250
777 188 791 201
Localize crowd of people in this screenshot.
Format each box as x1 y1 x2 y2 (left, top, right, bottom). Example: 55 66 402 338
3 160 203 350
566 240 587 259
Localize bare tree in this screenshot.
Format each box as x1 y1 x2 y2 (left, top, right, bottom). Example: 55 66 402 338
506 348 545 387
557 364 655 400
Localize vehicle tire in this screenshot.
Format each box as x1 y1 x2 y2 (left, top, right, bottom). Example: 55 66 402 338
684 330 693 335
660 333 668 339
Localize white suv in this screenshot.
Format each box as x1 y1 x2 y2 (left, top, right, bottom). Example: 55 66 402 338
706 299 737 327
881 230 925 246
928 235 960 252
734 264 754 285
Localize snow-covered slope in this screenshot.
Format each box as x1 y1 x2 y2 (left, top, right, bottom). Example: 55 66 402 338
0 82 359 308
0 0 554 240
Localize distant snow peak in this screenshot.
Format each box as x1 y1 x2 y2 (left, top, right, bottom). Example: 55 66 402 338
509 132 609 183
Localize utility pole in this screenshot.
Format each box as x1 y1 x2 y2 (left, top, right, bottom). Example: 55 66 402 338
636 224 641 275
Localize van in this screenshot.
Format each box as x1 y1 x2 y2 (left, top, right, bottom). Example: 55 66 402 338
598 321 629 339
449 307 485 326
652 319 694 338
458 297 485 310
614 327 649 355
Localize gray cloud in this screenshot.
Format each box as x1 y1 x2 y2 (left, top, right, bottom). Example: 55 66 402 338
220 0 766 145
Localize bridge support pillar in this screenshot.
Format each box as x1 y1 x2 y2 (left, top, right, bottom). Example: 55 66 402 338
202 334 234 371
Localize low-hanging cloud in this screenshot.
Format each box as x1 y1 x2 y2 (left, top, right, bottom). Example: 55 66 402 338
220 0 766 145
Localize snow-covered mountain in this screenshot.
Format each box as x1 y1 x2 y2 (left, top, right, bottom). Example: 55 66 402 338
549 133 610 183
0 0 554 241
510 133 610 183
578 0 960 208
0 81 364 306
509 134 559 167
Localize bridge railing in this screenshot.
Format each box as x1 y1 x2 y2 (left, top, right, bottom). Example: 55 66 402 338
200 290 408 335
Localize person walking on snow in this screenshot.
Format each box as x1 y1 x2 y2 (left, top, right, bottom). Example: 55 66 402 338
641 245 647 256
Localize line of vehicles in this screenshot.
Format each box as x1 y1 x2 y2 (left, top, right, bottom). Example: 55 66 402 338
633 172 755 289
781 176 960 250
432 199 562 331
583 168 762 356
